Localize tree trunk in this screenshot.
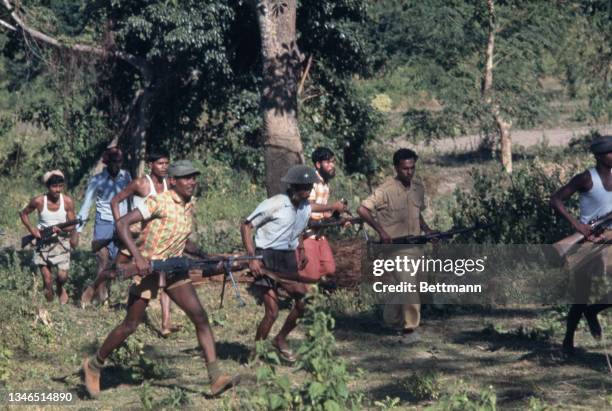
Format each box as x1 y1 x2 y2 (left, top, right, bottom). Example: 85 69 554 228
254 0 305 196
482 0 512 173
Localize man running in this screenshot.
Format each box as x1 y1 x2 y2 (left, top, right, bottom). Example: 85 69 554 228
82 160 239 397
76 147 132 303
550 135 612 355
241 165 319 363
20 170 77 304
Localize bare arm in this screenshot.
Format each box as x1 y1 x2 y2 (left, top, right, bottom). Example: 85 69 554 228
419 214 434 235
111 179 144 222
19 197 42 238
62 196 77 233
183 239 208 259
240 220 263 275
310 200 346 213
357 205 391 243
550 171 592 237
116 209 149 274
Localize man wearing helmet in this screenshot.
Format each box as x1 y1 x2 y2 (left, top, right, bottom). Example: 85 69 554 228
240 165 319 363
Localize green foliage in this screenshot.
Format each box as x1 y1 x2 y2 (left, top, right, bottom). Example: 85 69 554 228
450 159 587 244
403 370 442 401
426 382 497 411
109 336 171 381
0 346 12 385
373 396 401 410
248 288 364 410
139 382 190 411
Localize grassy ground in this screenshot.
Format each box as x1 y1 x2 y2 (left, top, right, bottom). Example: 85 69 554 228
1 244 611 410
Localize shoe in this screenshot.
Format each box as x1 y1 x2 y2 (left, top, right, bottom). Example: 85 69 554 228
82 358 101 398
584 308 602 340
80 286 95 308
272 343 297 364
399 330 421 345
210 373 241 396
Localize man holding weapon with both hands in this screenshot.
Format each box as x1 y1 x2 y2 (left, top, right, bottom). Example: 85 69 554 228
82 160 242 398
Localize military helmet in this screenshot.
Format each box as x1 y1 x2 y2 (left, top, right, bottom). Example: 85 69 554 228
281 165 321 185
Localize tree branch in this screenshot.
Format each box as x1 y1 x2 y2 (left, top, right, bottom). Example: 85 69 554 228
1 0 146 72
297 54 313 97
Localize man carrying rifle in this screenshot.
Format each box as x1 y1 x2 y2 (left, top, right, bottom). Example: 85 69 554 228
20 170 77 304
81 151 178 336
301 147 348 282
357 148 436 344
76 147 132 303
550 135 612 355
82 160 239 397
241 165 317 363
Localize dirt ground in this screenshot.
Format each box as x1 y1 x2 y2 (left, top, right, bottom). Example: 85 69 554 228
3 238 611 410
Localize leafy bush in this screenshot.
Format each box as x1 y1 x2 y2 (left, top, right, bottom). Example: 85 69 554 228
109 336 170 381
248 288 364 410
426 383 497 411
450 159 587 244
0 346 12 386
403 370 442 401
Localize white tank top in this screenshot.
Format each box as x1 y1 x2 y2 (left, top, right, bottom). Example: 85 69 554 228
38 194 67 228
579 168 612 223
133 175 167 208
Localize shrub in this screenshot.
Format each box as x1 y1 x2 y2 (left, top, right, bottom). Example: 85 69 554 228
450 159 587 244
248 287 364 410
427 382 497 411
403 370 442 401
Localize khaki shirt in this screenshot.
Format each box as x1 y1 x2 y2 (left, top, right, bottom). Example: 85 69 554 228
361 176 425 239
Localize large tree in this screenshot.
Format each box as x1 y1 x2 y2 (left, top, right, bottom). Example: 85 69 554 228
252 0 304 195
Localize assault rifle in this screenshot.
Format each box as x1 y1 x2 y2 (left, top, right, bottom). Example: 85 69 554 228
101 255 263 308
21 218 85 250
391 223 494 244
553 210 612 258
308 216 363 229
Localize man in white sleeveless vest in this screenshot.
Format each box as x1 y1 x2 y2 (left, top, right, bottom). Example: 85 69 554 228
550 134 612 355
20 170 77 304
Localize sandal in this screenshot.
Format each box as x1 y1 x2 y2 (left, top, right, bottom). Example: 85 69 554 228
272 343 297 364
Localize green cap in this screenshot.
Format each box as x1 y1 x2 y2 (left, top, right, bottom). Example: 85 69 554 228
168 160 201 178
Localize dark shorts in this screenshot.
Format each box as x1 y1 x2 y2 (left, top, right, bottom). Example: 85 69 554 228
253 248 298 289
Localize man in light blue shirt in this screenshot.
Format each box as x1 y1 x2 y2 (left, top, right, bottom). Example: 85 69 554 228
240 165 319 364
76 147 131 302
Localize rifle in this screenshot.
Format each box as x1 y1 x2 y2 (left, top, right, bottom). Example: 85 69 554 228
553 210 612 258
102 255 263 308
21 218 85 250
308 216 364 229
391 223 494 244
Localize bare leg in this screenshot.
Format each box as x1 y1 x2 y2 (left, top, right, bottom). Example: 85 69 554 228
56 269 69 304
165 283 217 363
160 291 180 335
95 248 110 302
40 265 54 302
272 298 305 351
255 287 279 342
98 295 149 359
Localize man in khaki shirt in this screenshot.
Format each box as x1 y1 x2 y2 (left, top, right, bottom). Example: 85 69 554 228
358 148 434 344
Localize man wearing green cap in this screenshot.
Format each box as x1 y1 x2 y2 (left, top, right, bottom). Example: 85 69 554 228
240 164 320 363
82 160 239 397
550 134 612 355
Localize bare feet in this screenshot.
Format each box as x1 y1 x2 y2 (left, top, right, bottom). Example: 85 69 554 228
80 286 95 308
58 288 68 305
160 325 182 338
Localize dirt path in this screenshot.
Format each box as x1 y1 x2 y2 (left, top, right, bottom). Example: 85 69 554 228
394 123 612 153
